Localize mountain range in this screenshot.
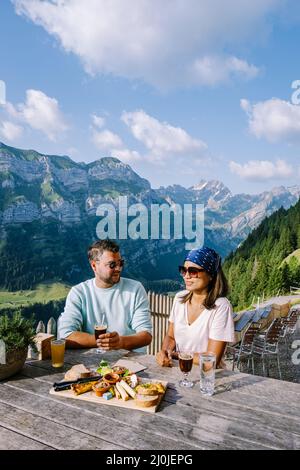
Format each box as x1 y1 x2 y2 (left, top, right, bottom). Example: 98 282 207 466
1 141 300 291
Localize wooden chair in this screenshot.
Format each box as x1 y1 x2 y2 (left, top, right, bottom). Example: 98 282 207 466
227 322 261 372
252 319 283 379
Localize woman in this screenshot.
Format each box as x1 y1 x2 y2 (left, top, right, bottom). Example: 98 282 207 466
156 246 235 368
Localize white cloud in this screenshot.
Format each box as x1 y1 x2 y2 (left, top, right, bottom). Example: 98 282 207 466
90 110 208 165
91 114 106 129
7 89 68 141
229 159 293 180
90 116 141 162
241 97 300 143
66 147 79 157
122 110 207 161
92 129 123 152
0 121 23 141
190 55 259 86
111 148 141 163
12 0 279 89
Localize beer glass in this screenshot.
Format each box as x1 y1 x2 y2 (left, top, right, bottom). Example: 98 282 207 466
51 339 66 368
178 350 194 388
94 324 107 354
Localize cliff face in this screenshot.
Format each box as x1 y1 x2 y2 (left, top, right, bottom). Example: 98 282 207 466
1 141 299 290
0 143 152 226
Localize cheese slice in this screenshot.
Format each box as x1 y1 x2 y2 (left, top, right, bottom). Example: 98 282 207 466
119 380 136 399
115 382 129 401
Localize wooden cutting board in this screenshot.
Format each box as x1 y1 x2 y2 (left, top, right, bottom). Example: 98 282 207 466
49 378 168 413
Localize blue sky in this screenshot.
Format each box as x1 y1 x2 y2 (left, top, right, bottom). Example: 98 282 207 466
1 0 300 194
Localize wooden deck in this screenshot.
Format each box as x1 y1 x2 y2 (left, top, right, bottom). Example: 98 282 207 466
0 349 299 450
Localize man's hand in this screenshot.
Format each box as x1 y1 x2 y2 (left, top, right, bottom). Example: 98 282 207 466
156 350 173 367
97 331 124 351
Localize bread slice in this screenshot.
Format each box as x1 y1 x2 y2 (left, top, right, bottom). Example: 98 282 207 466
135 394 160 408
64 364 92 381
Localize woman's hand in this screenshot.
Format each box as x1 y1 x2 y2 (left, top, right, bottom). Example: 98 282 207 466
156 350 173 367
193 352 200 365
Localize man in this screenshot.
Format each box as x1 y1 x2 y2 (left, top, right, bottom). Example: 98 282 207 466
58 240 152 352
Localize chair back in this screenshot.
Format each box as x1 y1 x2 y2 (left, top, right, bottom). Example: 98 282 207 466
288 308 300 319
240 322 261 353
264 319 282 352
283 315 298 335
252 334 266 356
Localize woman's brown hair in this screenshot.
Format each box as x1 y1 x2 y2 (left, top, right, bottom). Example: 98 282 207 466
180 266 229 309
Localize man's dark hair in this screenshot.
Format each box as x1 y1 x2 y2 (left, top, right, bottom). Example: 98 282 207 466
88 239 120 262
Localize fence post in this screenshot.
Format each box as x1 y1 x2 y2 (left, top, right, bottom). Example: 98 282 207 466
162 294 168 343
47 317 57 336
158 294 164 352
146 290 173 356
36 321 45 334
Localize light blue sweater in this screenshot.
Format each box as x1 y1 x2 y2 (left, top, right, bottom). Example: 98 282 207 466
58 277 152 352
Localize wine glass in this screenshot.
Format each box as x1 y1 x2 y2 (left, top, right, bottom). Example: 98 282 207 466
178 350 194 388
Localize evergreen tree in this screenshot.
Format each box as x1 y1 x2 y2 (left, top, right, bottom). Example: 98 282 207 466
224 197 300 309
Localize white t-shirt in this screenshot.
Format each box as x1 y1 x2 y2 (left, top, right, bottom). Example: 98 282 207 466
169 292 235 356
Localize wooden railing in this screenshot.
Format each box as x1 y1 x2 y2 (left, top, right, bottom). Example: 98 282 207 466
290 285 300 294
146 291 173 355
35 291 174 356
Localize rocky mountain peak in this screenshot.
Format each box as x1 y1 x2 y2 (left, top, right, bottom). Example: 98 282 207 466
87 156 151 190
190 179 232 205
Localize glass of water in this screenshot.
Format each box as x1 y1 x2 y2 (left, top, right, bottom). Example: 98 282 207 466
199 352 216 396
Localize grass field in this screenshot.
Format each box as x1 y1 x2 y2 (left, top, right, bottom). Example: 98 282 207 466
0 282 71 310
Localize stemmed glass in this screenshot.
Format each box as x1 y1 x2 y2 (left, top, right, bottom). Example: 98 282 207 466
178 350 194 388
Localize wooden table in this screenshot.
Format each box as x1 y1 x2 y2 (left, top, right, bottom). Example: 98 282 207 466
0 349 299 450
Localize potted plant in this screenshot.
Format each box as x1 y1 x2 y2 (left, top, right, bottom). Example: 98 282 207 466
0 311 37 380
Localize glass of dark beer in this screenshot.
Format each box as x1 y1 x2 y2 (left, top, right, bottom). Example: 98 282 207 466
94 324 107 354
178 351 194 388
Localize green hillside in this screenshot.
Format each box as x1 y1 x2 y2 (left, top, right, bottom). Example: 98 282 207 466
0 281 71 327
224 199 300 310
0 282 71 310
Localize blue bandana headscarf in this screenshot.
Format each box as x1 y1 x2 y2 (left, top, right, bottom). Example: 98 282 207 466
185 246 221 276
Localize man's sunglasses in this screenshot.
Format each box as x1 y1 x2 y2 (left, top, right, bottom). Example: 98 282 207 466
178 265 205 277
94 259 125 269
106 259 125 270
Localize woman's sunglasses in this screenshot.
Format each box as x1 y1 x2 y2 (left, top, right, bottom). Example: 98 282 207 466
178 266 205 277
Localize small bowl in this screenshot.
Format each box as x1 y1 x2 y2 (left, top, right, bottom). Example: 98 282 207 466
103 372 120 384
92 380 111 397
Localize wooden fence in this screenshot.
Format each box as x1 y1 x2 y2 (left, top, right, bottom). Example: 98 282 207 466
146 291 173 355
35 291 174 356
290 285 300 295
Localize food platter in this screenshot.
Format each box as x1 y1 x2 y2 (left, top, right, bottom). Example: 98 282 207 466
49 360 168 413
50 377 168 413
